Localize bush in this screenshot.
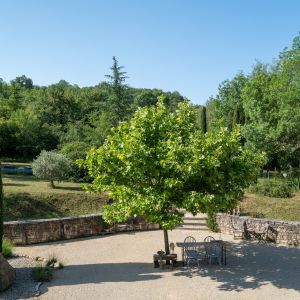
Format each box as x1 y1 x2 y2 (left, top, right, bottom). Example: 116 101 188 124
206 211 219 232
249 180 293 198
2 239 14 258
32 150 72 188
32 265 54 282
31 255 62 282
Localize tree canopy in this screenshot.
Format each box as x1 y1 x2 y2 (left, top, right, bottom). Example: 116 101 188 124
32 151 72 188
82 98 265 250
0 58 184 162
202 34 300 170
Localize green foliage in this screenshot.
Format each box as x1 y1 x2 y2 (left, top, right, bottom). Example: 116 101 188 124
59 141 91 182
206 211 218 232
0 58 185 165
2 239 14 258
82 98 265 231
248 180 293 198
46 257 58 267
205 34 300 170
32 265 54 282
32 151 72 188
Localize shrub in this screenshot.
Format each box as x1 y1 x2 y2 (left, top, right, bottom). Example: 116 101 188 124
60 141 91 182
206 211 219 232
2 239 14 258
249 180 293 198
32 265 54 282
32 150 72 188
32 255 62 282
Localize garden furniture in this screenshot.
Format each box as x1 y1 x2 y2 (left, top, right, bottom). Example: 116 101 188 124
232 220 246 239
204 242 222 265
204 236 215 242
246 225 269 244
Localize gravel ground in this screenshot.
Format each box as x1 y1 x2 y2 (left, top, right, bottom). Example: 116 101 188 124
0 256 38 300
14 214 300 300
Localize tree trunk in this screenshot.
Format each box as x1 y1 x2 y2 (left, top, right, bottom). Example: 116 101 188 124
163 229 170 254
163 229 170 265
0 162 3 253
50 180 55 188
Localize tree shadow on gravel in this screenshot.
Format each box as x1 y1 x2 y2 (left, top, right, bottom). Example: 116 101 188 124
174 241 300 292
40 262 162 295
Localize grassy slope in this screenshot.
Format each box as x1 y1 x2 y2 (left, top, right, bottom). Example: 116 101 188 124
3 174 107 221
240 192 300 221
3 172 300 222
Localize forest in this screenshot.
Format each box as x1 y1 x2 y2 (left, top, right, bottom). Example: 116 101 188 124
1 34 300 175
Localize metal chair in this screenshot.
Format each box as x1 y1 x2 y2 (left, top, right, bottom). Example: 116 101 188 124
183 236 199 267
204 236 215 242
204 242 222 265
232 220 246 240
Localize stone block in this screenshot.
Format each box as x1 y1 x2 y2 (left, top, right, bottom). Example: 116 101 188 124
0 254 16 292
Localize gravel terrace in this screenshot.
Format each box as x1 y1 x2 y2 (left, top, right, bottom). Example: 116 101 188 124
0 256 37 300
11 220 300 300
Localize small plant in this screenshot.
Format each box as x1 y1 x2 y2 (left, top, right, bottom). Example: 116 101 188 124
32 264 54 282
206 211 219 232
2 239 14 258
46 257 57 267
31 254 64 282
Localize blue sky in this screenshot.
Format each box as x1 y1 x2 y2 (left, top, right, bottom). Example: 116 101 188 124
0 0 299 104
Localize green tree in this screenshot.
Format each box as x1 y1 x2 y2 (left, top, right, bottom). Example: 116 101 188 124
200 106 207 133
105 56 130 126
11 75 33 89
82 98 264 253
32 151 72 188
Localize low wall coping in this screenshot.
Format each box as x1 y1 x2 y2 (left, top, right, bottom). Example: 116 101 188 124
216 213 300 225
4 213 103 225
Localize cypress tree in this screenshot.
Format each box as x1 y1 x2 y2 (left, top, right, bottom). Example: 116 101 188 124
200 106 207 133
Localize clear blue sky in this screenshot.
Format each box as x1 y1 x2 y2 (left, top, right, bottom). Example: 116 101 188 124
0 0 299 104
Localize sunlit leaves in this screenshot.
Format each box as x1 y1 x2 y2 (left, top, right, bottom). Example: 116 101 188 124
82 98 265 229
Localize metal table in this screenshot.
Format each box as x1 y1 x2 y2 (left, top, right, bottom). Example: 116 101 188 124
176 240 229 265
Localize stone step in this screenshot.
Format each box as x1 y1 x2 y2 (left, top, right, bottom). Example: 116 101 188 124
183 217 206 221
180 222 207 226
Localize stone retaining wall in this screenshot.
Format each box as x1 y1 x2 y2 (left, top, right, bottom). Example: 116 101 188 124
4 214 160 245
216 214 300 244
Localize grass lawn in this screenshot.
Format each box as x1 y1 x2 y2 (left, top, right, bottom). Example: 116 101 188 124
240 192 300 221
3 174 108 221
3 172 300 223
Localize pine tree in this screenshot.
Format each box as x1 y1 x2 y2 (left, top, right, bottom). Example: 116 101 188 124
105 56 129 126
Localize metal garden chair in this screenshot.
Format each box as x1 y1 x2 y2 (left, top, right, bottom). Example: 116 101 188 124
204 236 215 242
183 236 199 267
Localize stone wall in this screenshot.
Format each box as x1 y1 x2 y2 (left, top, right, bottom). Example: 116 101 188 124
216 214 300 245
4 214 160 245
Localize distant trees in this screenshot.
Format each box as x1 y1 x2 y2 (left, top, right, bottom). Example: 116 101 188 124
32 151 72 188
203 34 300 170
0 58 185 161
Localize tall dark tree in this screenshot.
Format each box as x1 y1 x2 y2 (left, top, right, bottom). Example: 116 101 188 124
200 106 207 133
105 56 130 126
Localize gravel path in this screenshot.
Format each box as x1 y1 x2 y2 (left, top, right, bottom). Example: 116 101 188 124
14 215 300 300
0 256 37 300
